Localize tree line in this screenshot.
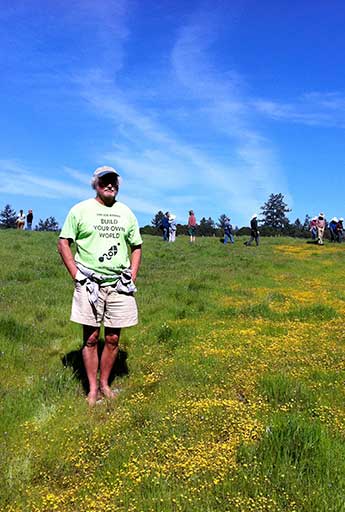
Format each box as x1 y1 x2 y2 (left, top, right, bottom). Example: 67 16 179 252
0 204 59 231
0 193 332 237
141 193 324 238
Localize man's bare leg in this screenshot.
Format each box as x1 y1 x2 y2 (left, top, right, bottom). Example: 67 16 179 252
99 327 120 398
82 325 100 406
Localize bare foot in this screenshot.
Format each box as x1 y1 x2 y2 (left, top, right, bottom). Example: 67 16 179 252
86 389 98 407
100 385 119 399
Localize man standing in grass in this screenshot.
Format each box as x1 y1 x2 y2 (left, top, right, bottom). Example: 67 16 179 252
244 214 260 246
26 209 33 230
188 210 197 243
223 217 234 244
161 211 170 241
58 166 142 406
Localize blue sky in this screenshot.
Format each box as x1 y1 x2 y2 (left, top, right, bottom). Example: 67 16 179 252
1 0 345 228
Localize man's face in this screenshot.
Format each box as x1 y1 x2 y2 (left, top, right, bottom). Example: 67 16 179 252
95 173 118 203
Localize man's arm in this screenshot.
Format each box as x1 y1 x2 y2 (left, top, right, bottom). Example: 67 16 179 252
57 238 78 280
130 245 142 283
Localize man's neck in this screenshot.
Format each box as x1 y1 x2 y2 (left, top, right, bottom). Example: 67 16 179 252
95 196 116 207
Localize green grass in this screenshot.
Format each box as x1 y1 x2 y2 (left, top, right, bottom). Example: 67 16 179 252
1 231 345 511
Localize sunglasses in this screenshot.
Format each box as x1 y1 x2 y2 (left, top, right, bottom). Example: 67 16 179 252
98 174 118 187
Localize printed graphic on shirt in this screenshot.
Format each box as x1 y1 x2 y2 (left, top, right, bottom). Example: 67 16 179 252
98 244 121 262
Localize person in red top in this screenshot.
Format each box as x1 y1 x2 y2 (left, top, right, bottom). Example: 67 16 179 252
188 210 197 243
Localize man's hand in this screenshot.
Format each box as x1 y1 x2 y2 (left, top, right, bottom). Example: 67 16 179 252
130 245 142 283
57 238 78 280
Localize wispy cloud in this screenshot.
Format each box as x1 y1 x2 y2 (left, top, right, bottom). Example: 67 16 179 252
1 0 130 100
170 9 289 215
0 160 90 200
71 0 292 223
63 166 91 186
252 92 345 128
78 73 262 220
0 159 162 218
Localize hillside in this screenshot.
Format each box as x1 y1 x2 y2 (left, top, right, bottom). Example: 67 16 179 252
1 231 345 512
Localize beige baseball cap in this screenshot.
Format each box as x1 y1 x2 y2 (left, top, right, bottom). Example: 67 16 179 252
92 165 120 179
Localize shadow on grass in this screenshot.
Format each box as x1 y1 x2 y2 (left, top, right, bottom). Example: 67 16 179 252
61 341 129 394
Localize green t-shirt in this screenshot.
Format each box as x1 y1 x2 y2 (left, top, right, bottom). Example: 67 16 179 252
60 198 142 280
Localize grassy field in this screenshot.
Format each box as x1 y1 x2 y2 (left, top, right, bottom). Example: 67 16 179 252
1 231 345 511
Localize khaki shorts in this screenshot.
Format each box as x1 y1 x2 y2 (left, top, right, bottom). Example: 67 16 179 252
71 281 138 328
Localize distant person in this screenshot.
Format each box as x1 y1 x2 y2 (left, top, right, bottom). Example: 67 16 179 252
188 210 197 243
244 214 260 246
223 217 234 244
58 165 142 406
16 210 25 230
168 213 177 242
329 217 338 242
336 217 344 243
316 213 326 245
26 209 33 230
309 217 317 240
161 212 170 241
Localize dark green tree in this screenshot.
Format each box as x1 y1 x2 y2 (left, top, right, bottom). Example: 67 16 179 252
260 193 291 231
293 218 303 231
217 214 228 229
0 204 17 228
199 217 216 236
151 210 164 228
286 217 305 238
303 214 311 231
36 217 59 231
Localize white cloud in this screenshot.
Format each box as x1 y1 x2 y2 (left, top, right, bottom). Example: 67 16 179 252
0 159 162 218
170 12 289 215
0 160 90 200
118 194 162 216
74 63 283 225
63 166 91 185
252 92 345 128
